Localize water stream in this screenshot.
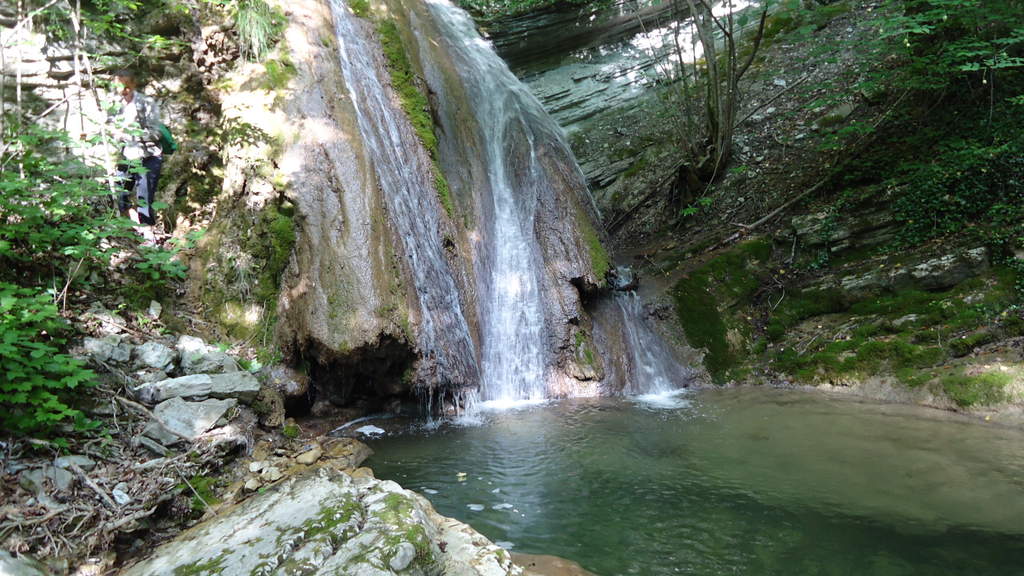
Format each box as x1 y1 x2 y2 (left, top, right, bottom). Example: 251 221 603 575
367 389 1024 575
328 1 479 387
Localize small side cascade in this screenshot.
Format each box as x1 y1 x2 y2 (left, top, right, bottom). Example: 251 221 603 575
611 267 690 396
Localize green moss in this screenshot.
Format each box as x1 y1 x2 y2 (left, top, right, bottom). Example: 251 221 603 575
349 0 370 18
175 475 221 513
433 164 454 217
948 329 998 357
377 20 436 155
376 19 456 217
578 212 610 282
282 423 300 439
672 239 772 382
941 370 1012 407
574 330 596 367
172 556 224 576
766 288 847 341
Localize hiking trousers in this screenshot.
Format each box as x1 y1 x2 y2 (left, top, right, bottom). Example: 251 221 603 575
118 155 163 226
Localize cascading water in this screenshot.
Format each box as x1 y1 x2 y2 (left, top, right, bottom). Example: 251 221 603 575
411 0 586 404
327 1 479 389
611 267 691 399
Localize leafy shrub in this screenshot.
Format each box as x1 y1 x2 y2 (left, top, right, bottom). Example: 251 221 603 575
0 283 95 434
234 0 285 62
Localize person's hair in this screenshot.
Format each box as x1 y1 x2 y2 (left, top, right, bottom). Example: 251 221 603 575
113 69 139 86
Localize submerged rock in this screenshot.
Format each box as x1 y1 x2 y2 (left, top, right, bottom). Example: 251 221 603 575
119 468 523 576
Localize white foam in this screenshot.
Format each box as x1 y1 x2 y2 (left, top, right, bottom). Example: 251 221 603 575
355 425 386 436
632 388 691 409
495 541 515 549
467 504 485 511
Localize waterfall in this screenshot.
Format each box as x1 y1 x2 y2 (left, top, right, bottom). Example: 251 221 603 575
413 0 585 404
616 291 689 396
327 0 480 389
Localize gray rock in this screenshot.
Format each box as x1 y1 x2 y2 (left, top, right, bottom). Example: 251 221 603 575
142 397 237 445
83 335 132 365
263 365 310 400
133 372 261 405
908 247 989 291
112 483 132 506
389 542 417 571
177 335 239 375
244 477 262 491
20 465 74 493
0 551 47 576
147 300 163 319
133 341 177 371
133 435 171 456
120 468 523 576
54 455 95 471
260 466 283 482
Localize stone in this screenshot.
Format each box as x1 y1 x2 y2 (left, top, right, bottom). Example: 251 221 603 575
83 335 132 365
260 466 283 482
19 466 74 493
142 397 237 444
893 314 920 328
133 435 171 456
120 468 523 576
254 387 286 429
112 483 132 506
908 247 988 291
816 102 855 128
244 477 262 491
177 335 239 375
54 455 95 471
389 542 417 571
0 551 48 576
263 365 310 400
132 342 176 372
322 438 374 470
249 461 265 473
296 445 323 466
147 300 163 319
133 372 261 405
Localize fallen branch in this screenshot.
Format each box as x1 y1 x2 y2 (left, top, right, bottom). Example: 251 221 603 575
103 506 157 533
68 463 117 510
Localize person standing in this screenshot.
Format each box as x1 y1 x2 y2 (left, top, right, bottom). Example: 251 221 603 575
110 70 163 227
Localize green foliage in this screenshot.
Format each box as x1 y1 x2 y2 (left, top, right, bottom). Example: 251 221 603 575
1 127 133 273
0 283 95 435
890 139 1024 245
282 422 300 438
878 0 1024 93
176 474 221 512
234 0 286 62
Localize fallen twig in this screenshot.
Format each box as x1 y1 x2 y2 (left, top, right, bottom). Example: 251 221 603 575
68 463 117 510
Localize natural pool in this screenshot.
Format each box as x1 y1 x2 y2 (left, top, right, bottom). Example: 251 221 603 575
365 388 1024 575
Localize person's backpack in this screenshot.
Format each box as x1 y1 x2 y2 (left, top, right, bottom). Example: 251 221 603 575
156 123 178 156
135 95 178 156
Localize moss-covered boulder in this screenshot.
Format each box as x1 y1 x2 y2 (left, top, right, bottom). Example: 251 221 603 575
119 468 524 576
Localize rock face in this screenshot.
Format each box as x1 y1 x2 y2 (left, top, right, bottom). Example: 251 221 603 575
273 0 424 403
119 468 523 576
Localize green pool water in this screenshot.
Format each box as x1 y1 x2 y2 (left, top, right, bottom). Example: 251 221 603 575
365 388 1024 575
